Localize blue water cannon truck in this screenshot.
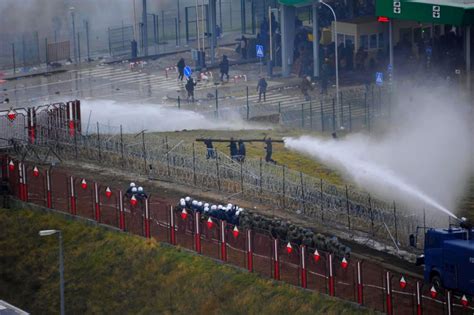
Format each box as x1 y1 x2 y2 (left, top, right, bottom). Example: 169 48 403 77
414 218 474 295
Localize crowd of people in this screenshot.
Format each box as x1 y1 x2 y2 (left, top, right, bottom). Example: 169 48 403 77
177 196 245 226
125 182 148 200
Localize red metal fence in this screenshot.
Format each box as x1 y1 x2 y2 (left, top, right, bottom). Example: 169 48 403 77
3 156 473 315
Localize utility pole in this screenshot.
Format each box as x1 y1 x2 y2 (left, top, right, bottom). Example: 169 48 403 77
142 0 148 56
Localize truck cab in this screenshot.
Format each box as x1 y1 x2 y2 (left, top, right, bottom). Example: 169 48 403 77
422 227 474 295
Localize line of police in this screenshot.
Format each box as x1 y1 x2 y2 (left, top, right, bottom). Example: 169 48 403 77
176 196 244 226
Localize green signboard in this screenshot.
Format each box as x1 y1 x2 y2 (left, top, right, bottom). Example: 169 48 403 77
278 0 313 6
376 0 474 25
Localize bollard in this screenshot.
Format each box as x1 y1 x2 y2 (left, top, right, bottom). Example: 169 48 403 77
416 281 422 315
220 220 227 261
195 211 201 253
247 229 253 272
119 190 125 231
273 238 280 280
357 261 363 304
69 176 76 215
386 271 392 315
300 245 307 288
94 182 101 222
46 170 52 208
170 206 176 244
144 198 151 238
328 254 335 296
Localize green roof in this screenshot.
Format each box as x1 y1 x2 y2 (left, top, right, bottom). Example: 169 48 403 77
376 0 474 25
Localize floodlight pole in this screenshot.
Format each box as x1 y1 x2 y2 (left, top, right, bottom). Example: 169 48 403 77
318 0 340 128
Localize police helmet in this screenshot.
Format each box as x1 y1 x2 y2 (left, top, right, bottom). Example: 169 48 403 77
211 205 217 210
185 196 191 202
131 187 138 193
138 186 144 192
192 200 198 205
130 182 136 187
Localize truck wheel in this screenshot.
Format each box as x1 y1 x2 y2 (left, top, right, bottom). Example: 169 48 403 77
431 275 442 292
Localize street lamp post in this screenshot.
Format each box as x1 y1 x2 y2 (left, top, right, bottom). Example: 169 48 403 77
317 0 340 129
39 230 65 315
70 7 76 63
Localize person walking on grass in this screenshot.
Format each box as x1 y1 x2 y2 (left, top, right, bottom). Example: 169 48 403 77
219 55 230 81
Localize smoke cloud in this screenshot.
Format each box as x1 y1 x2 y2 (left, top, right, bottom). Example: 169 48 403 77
285 87 473 218
81 99 262 133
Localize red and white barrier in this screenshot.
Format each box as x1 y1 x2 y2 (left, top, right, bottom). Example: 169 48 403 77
220 220 227 261
94 182 101 222
170 206 176 245
199 71 213 81
328 254 335 296
144 198 151 238
386 271 392 315
46 170 52 208
416 281 422 315
273 238 280 280
357 261 363 304
247 229 253 272
233 74 247 83
195 211 201 253
119 190 125 231
300 245 307 288
69 176 76 215
165 66 178 79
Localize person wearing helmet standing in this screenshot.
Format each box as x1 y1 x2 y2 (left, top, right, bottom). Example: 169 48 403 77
126 182 136 198
136 186 148 200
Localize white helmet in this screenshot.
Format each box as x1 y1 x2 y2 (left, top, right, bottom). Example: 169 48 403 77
227 203 233 209
218 205 223 210
204 207 209 212
180 198 185 206
204 203 209 208
192 200 198 205
130 182 136 187
198 201 203 207
138 186 144 192
185 196 191 202
211 205 217 210
131 187 138 193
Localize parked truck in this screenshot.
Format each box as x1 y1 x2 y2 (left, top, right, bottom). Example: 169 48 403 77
415 218 474 295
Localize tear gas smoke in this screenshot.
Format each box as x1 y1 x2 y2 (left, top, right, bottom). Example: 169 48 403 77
81 99 262 133
285 89 473 218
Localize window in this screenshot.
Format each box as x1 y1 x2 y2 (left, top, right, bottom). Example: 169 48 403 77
378 33 384 48
345 35 355 47
369 34 377 49
359 35 368 49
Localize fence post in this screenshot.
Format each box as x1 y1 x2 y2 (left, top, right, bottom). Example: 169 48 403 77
144 198 151 238
97 122 101 162
220 220 227 261
216 151 221 191
273 238 280 280
369 194 374 236
301 103 304 128
195 211 201 253
246 86 250 120
340 92 344 128
328 253 335 296
348 101 352 132
94 182 101 222
142 131 147 173
178 96 181 109
345 185 350 229
364 92 368 129
192 143 197 186
282 165 286 208
300 245 307 288
320 179 324 221
393 201 398 245
300 172 305 214
247 229 253 272
165 136 170 176
447 290 453 315
278 101 281 114
386 271 392 315
332 98 336 132
119 190 125 230
320 99 324 132
46 169 52 208
69 176 76 215
309 101 313 130
170 206 176 244
22 163 28 201
215 89 219 119
357 261 363 304
120 125 124 166
416 281 422 315
367 93 371 133
12 43 16 74
240 161 244 193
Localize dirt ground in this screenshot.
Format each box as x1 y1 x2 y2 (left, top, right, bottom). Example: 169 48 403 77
56 158 424 279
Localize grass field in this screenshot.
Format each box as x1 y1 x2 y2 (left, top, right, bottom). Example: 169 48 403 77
0 207 372 314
